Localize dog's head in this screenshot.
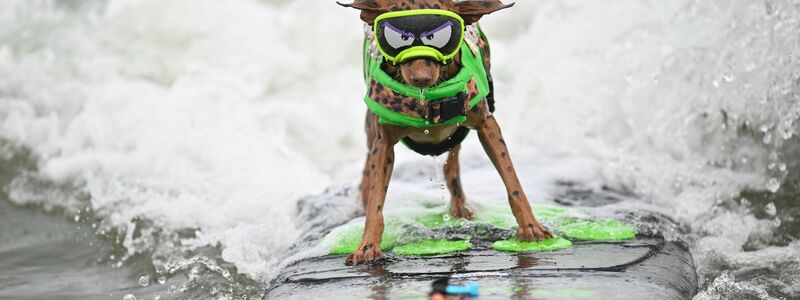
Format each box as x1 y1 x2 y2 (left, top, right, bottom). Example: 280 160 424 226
339 0 513 88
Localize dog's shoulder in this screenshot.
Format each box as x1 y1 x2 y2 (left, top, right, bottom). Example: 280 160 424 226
464 23 483 58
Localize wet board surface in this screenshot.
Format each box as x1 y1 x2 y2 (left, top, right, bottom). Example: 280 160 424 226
264 237 697 300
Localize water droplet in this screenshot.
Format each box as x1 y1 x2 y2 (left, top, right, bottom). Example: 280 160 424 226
765 202 777 217
211 287 219 295
768 162 776 170
773 218 782 227
138 275 150 287
712 80 720 88
745 61 756 72
779 163 787 172
740 197 750 207
158 276 166 285
168 285 178 294
763 133 772 144
153 294 160 300
74 215 80 223
767 178 781 193
722 73 736 82
782 129 793 140
672 176 683 190
760 124 770 133
122 294 136 300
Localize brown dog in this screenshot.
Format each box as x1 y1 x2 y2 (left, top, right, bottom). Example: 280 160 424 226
340 0 553 265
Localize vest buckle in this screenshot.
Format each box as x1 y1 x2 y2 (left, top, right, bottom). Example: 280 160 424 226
427 92 468 125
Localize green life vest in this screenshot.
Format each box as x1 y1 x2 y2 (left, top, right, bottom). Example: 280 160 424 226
362 38 491 128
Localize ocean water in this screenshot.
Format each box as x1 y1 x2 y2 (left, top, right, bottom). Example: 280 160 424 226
0 0 798 299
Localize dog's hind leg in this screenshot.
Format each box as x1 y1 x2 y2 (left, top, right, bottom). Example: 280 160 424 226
468 102 553 242
359 111 379 208
444 144 474 220
347 125 399 265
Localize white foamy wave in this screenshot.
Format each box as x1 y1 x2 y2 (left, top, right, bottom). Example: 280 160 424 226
1 0 369 280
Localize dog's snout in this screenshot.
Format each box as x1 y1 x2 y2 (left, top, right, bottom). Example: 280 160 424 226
401 58 440 88
409 73 434 87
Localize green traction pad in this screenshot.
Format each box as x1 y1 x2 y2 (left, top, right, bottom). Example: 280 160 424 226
393 240 472 256
414 204 567 229
327 205 637 255
413 212 469 228
328 226 399 255
492 237 573 252
560 219 637 241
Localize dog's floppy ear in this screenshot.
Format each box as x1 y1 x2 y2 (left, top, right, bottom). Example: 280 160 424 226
337 0 391 25
449 0 514 25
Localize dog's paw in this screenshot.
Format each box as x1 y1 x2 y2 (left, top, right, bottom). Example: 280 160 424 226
450 203 475 220
345 243 383 265
516 222 554 242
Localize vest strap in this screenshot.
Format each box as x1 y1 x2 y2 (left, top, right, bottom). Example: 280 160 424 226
367 75 480 125
363 26 490 128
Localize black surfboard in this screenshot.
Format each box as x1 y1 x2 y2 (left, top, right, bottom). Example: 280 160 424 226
264 236 697 299
265 183 698 299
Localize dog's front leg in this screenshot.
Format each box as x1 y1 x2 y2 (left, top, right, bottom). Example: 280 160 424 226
359 111 379 208
346 126 398 265
444 144 474 220
469 103 553 242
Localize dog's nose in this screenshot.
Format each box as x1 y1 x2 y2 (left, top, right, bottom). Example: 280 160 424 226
409 74 435 88
401 58 439 88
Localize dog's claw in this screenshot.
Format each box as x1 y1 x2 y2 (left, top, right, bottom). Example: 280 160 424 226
345 245 383 265
517 222 554 242
450 202 475 220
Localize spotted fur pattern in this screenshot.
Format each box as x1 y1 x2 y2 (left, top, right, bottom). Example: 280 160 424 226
464 76 479 103
386 0 446 11
474 27 492 72
464 24 482 57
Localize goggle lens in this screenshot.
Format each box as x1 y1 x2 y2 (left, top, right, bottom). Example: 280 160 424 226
373 10 465 64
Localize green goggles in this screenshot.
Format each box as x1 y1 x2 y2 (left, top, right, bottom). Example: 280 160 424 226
373 9 465 64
